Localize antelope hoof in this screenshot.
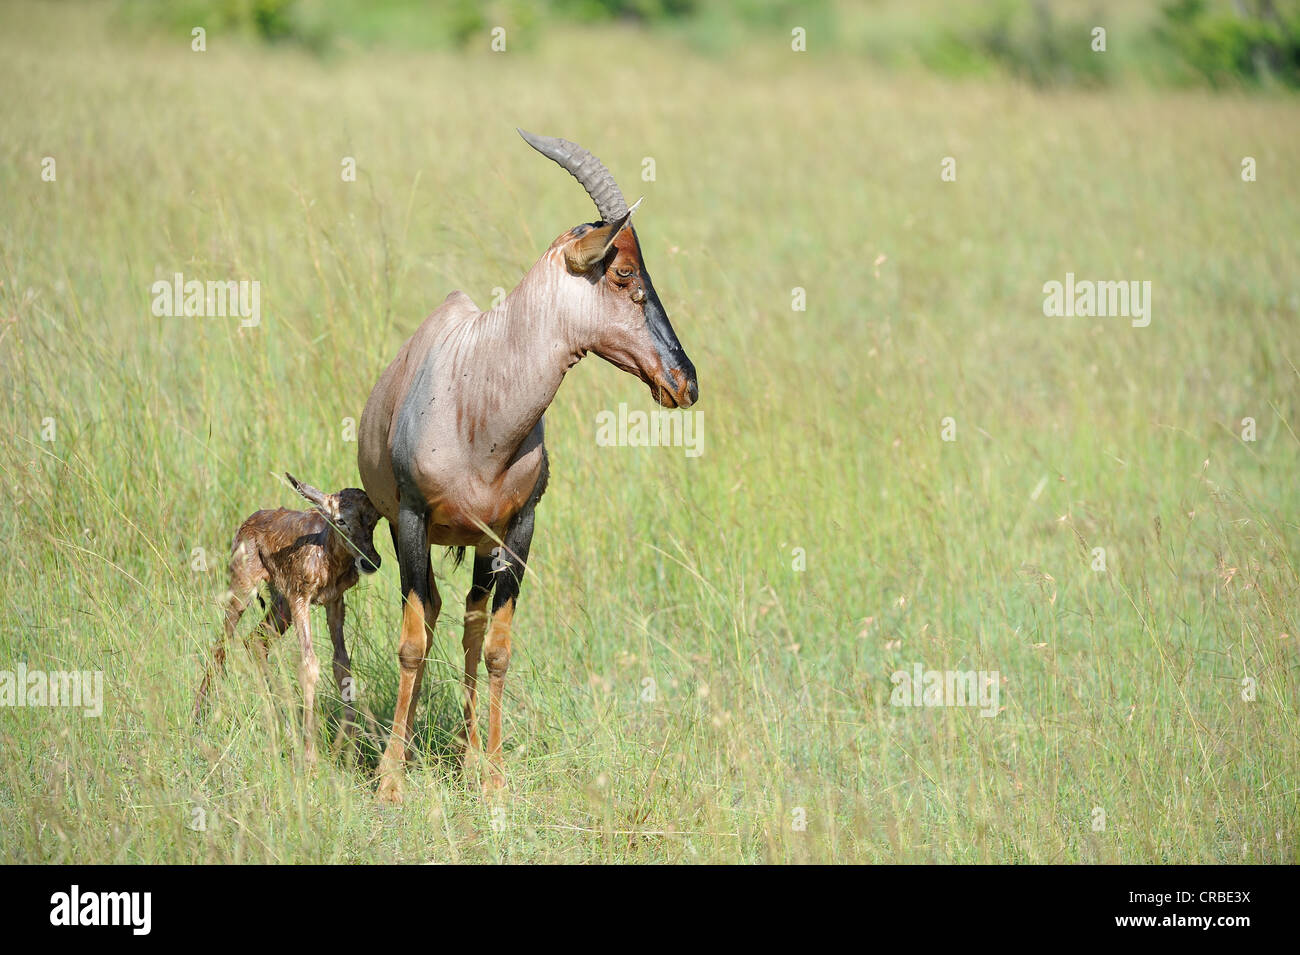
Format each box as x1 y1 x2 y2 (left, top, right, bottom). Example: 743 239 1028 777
377 751 406 804
482 769 508 796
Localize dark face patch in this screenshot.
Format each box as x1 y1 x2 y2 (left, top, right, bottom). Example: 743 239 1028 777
553 220 699 409
336 488 383 573
606 226 698 408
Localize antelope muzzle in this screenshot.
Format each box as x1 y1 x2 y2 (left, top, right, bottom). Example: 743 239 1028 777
643 279 698 410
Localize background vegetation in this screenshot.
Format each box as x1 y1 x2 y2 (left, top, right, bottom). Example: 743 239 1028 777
1 0 1296 862
120 0 1300 88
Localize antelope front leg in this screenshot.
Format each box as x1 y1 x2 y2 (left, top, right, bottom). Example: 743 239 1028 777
401 567 442 762
378 592 431 801
290 597 320 765
326 598 357 745
378 502 437 804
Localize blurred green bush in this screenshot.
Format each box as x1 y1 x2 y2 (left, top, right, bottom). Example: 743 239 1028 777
920 1 1112 88
116 0 1300 90
1155 0 1300 87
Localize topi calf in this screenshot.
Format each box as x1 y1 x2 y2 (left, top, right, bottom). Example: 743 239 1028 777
193 473 383 762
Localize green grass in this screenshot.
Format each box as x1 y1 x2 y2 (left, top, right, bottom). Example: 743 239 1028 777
1 1 1297 863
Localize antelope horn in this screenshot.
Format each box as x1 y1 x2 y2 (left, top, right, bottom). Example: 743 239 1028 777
517 128 629 223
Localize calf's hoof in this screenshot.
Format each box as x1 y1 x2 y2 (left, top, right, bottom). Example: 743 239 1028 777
460 745 481 778
482 770 508 796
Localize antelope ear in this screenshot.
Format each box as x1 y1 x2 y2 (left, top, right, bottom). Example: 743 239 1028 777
286 472 336 516
565 198 642 274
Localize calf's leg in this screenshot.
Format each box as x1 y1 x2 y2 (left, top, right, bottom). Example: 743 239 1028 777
290 596 320 764
326 597 357 743
193 544 262 718
247 589 292 665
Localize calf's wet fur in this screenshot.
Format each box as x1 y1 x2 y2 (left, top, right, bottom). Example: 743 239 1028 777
193 473 382 763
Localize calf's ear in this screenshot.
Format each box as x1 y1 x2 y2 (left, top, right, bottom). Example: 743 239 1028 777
286 472 339 518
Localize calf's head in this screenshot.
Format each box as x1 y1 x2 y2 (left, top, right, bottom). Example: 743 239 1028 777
286 473 382 575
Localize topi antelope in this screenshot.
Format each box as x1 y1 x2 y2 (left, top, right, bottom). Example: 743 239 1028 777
193 474 383 763
358 129 699 799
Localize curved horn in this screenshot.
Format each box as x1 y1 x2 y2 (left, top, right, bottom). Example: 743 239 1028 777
517 128 628 222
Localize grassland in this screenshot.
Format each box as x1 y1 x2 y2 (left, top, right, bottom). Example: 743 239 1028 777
1 1 1297 863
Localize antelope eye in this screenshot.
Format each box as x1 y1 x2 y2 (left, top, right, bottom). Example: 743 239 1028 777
615 267 634 279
